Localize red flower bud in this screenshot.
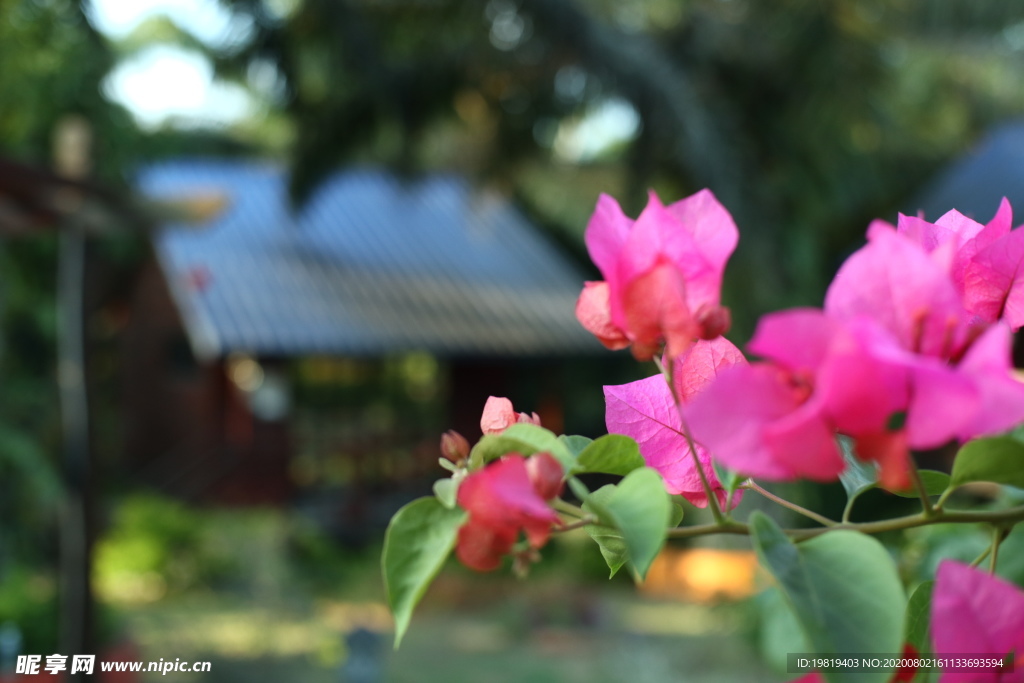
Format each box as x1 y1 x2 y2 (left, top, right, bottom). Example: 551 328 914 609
525 452 564 500
697 304 732 340
440 430 470 463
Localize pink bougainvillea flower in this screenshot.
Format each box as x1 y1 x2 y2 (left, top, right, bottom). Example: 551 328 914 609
576 190 738 360
961 220 1024 330
826 227 972 359
575 281 630 351
872 199 1024 329
954 322 1024 439
685 309 905 484
931 561 1024 683
604 337 745 508
455 453 562 571
480 396 541 435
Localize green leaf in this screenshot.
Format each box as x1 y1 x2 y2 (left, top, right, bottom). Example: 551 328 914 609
582 485 629 578
382 497 466 648
838 436 878 513
558 434 593 458
713 461 745 501
468 423 574 471
891 470 950 499
581 468 671 580
838 436 877 496
757 587 812 672
905 580 934 653
750 512 905 683
432 478 457 509
572 434 645 476
950 436 1024 489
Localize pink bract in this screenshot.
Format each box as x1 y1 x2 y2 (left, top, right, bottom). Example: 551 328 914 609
455 454 561 572
480 396 541 435
577 190 738 360
825 227 971 359
931 561 1024 683
877 199 1024 330
603 338 744 507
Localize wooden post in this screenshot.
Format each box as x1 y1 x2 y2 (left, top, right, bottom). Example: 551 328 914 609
54 115 94 678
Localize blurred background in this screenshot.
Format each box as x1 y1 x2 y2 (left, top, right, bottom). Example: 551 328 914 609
4 0 1024 680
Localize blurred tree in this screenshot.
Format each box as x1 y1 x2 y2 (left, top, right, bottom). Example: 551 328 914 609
196 0 1024 334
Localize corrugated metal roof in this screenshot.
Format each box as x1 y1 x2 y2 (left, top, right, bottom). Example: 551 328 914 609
138 160 600 359
911 121 1024 222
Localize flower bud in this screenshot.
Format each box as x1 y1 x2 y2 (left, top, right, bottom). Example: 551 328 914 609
525 452 564 500
697 304 732 340
440 430 470 463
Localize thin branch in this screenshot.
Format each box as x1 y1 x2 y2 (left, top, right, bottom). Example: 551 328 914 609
990 525 1010 574
666 503 1024 541
906 458 937 518
553 498 587 518
744 480 837 527
653 355 726 525
553 516 598 533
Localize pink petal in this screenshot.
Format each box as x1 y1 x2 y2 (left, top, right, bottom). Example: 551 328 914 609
663 188 738 309
664 189 739 271
825 228 969 358
525 452 564 501
621 260 697 360
583 194 632 281
671 337 747 404
904 360 977 449
854 430 910 491
896 213 962 252
576 281 630 350
962 227 1024 328
685 364 836 481
816 322 905 436
761 399 845 481
788 675 826 683
866 218 896 241
480 396 518 435
456 517 517 571
932 561 1024 683
457 455 559 528
955 323 1024 439
748 308 842 373
604 375 730 508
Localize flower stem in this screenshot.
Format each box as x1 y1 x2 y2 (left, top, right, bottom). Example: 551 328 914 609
653 355 726 526
665 503 1024 541
553 498 587 518
553 516 597 533
970 545 992 568
934 487 954 512
744 480 837 527
990 525 1009 574
906 458 937 518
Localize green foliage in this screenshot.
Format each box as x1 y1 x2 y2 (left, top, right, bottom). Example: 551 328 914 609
382 497 466 648
579 468 672 580
750 512 905 683
571 434 645 476
469 423 574 470
0 569 58 654
904 580 934 653
891 470 950 498
950 436 1024 489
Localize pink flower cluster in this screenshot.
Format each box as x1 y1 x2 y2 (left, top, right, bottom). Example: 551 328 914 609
453 397 563 571
575 190 737 361
591 197 1024 495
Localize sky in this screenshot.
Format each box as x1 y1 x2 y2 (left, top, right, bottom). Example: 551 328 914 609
87 0 256 128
